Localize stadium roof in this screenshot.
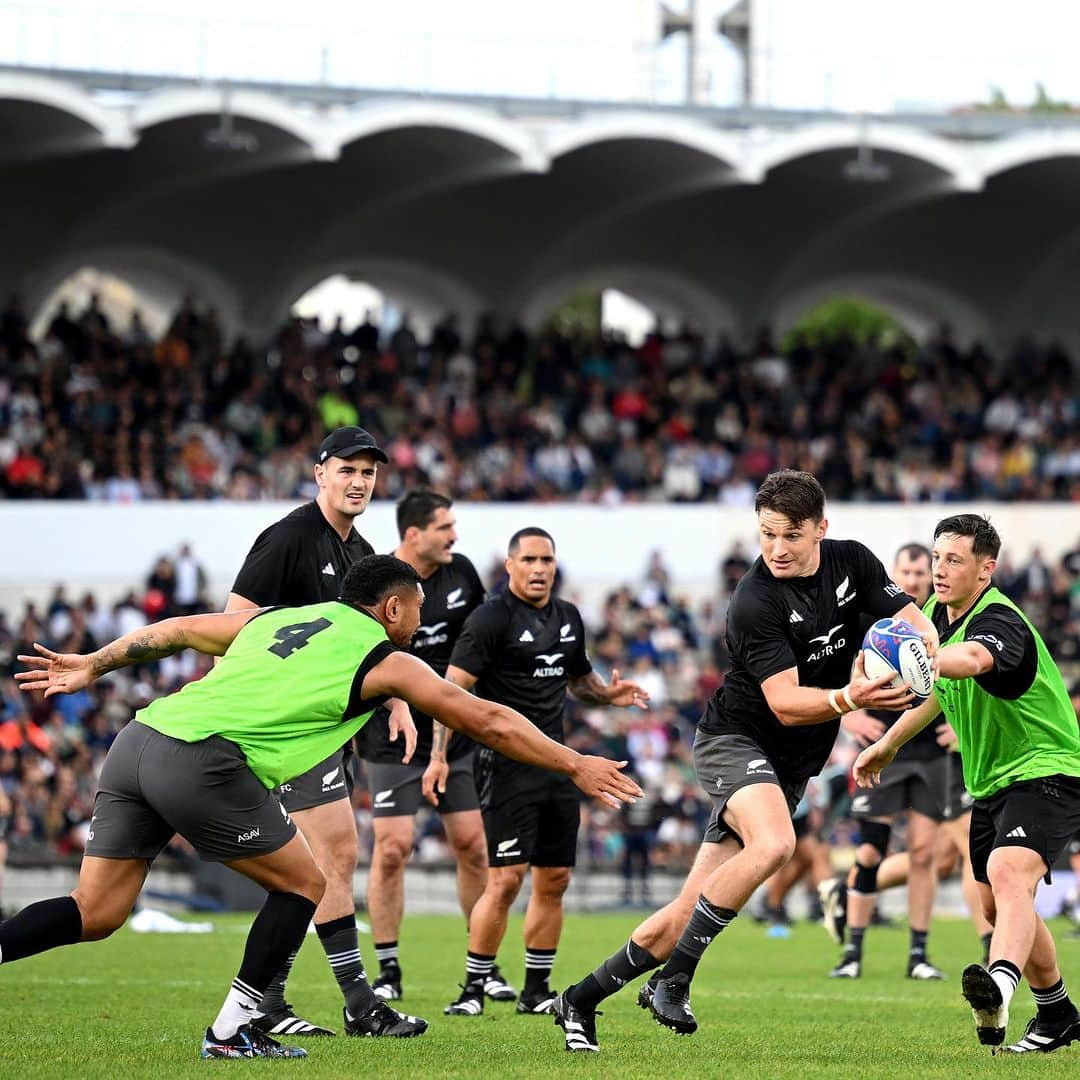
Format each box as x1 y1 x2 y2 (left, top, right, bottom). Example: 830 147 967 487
7 66 1080 342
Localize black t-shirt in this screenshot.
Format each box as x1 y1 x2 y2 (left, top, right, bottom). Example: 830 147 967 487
358 553 486 764
932 596 1037 700
699 539 912 783
231 501 374 607
449 590 592 779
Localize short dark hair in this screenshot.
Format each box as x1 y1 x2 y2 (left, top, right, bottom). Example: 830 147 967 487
754 470 825 525
895 542 931 565
933 514 1001 560
508 526 555 556
396 490 453 539
342 555 421 606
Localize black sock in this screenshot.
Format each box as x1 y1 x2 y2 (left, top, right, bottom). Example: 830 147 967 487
980 931 993 965
846 926 866 962
465 950 494 991
658 896 736 981
258 949 296 1016
317 915 376 1018
0 896 82 963
909 928 928 959
524 947 556 993
238 892 316 1000
567 938 658 1011
374 940 399 972
1031 978 1078 1025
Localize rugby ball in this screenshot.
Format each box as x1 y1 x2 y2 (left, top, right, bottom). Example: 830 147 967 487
861 618 935 701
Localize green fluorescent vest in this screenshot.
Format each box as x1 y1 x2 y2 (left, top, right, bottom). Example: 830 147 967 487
137 602 388 789
925 587 1080 799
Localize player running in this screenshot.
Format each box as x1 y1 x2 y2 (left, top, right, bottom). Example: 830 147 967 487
854 514 1080 1055
826 542 985 980
552 470 937 1052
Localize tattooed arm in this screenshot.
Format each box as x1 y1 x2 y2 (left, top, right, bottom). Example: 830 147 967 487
422 666 479 805
15 610 264 698
568 669 650 709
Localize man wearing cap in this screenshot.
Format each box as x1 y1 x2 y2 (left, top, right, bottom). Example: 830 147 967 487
223 426 419 1038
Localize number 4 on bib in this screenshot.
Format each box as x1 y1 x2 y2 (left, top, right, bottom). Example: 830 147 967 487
267 618 332 658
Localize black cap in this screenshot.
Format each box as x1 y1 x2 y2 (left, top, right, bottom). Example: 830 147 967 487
317 426 388 465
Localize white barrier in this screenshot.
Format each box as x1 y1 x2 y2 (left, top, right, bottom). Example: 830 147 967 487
0 501 1076 613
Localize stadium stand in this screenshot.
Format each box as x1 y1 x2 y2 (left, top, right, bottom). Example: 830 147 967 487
1 294 1077 506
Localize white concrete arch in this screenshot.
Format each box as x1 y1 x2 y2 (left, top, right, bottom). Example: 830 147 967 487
26 245 243 340
544 111 747 177
0 71 133 148
979 129 1080 181
749 122 981 191
770 273 990 346
131 88 333 159
263 256 486 338
329 100 546 172
518 264 739 338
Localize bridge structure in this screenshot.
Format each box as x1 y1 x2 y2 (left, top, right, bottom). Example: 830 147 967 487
6 64 1080 344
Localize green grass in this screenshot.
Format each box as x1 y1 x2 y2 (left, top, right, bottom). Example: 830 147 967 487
1 911 1079 1078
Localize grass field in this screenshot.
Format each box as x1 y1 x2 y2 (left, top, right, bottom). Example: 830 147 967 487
1 910 1079 1078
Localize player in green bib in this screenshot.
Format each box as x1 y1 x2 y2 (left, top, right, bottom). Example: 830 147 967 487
854 515 1080 1056
6 555 642 1062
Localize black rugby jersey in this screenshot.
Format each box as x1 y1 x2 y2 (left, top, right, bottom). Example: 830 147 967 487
231 501 374 607
699 539 911 783
359 553 485 764
449 589 592 766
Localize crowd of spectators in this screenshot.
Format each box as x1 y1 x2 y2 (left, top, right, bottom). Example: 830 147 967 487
2 539 1077 907
1 292 1078 505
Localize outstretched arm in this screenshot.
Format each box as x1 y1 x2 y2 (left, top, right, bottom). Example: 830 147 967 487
568 669 649 709
16 610 264 697
365 653 642 808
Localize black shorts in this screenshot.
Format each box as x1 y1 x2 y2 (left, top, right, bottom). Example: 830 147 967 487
367 752 481 818
693 731 806 845
969 773 1080 885
277 749 349 813
86 721 297 863
483 768 580 868
850 754 972 823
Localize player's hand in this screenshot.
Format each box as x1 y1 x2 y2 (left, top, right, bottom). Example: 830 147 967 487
14 643 94 697
386 699 417 765
921 628 940 678
840 708 887 747
421 758 449 807
852 739 898 788
569 755 643 809
607 669 650 710
935 720 959 751
846 652 915 712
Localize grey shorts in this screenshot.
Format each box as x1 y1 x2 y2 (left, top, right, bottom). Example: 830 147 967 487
366 752 480 818
87 721 297 863
693 731 806 845
850 753 972 823
277 749 350 813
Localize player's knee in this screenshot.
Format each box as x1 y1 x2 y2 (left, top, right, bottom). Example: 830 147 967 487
319 833 360 882
72 893 129 941
749 833 795 872
535 867 572 899
985 856 1035 897
908 841 935 871
373 834 412 875
852 861 880 895
487 868 526 907
855 820 890 865
453 833 488 874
